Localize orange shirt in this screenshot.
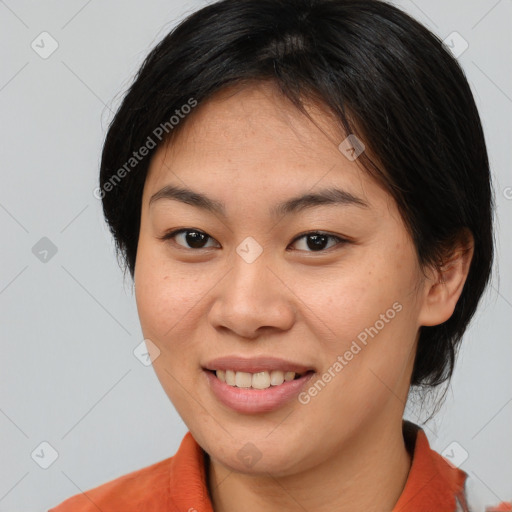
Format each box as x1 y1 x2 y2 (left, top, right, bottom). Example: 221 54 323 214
49 420 468 511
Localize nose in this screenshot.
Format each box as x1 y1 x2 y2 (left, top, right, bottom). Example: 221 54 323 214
207 250 296 339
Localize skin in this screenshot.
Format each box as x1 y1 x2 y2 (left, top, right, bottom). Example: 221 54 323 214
134 81 473 512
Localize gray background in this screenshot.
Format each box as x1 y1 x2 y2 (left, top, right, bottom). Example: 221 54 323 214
0 1 510 510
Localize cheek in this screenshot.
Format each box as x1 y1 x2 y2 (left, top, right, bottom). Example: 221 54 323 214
305 250 419 384
133 245 212 409
305 256 410 338
134 240 210 348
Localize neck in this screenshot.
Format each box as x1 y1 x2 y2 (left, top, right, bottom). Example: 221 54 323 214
207 416 412 512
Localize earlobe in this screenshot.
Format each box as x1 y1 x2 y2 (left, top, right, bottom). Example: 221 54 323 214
418 232 474 327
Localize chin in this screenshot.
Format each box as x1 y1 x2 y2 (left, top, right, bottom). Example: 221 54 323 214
195 425 319 477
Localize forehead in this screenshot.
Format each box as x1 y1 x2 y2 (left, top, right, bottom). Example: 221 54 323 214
149 83 343 168
144 82 388 212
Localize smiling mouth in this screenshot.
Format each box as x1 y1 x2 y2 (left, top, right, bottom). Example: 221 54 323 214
206 369 314 390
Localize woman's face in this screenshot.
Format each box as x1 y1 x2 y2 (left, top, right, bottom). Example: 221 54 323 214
134 82 430 475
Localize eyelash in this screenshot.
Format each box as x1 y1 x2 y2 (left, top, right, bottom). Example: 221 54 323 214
158 228 349 253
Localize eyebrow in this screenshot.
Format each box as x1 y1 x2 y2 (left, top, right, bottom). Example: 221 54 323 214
149 184 369 218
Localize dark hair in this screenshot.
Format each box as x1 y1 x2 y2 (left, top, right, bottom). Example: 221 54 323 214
99 0 494 389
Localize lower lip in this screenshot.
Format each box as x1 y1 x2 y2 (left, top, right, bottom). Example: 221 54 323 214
203 370 315 414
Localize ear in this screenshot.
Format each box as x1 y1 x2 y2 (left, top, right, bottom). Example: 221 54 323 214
417 230 474 327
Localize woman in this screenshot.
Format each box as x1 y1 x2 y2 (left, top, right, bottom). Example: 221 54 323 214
49 0 497 510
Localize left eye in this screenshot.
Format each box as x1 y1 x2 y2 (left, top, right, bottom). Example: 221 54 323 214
289 232 346 252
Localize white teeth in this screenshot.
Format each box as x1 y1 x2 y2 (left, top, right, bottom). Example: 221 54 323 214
225 370 236 386
270 370 284 386
214 369 304 389
252 371 271 389
235 371 252 388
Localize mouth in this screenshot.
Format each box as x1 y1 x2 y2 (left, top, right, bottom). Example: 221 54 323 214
203 368 315 413
202 355 315 389
201 356 316 412
205 368 314 390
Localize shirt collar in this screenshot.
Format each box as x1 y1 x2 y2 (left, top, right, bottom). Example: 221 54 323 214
168 430 214 512
393 420 468 511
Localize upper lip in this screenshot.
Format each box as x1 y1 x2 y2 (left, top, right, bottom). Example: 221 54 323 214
203 356 315 374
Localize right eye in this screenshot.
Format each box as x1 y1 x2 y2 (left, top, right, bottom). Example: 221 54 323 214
159 228 221 250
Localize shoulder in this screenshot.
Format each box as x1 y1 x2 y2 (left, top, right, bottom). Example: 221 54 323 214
48 454 174 511
48 431 210 512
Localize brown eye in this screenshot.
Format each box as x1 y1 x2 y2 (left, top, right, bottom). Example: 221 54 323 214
161 229 220 250
290 232 347 252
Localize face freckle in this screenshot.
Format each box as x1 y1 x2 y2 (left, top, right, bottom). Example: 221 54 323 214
134 81 428 477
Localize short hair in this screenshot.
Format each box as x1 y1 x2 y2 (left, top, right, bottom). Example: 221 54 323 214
99 0 494 389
